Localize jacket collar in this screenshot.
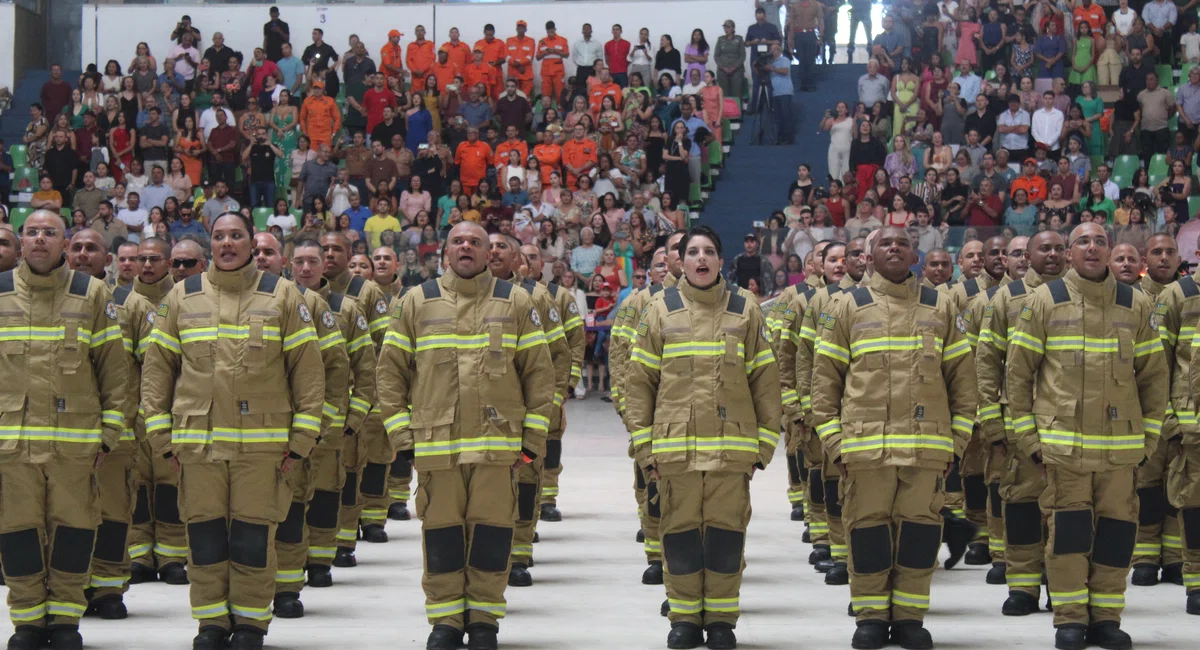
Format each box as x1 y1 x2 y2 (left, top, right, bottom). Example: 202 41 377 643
1025 267 1065 290
442 267 493 297
867 270 918 300
207 263 258 292
1063 268 1113 301
679 277 727 306
17 259 70 290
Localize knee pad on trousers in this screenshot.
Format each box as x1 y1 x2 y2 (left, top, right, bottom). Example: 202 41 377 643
850 524 892 574
50 526 96 574
787 455 800 485
545 439 562 470
425 525 466 573
1005 501 1043 546
1052 509 1094 555
1093 517 1137 568
896 521 942 570
307 490 340 530
340 472 358 507
635 466 647 490
646 481 661 518
824 479 842 517
0 528 45 577
704 527 745 575
153 484 182 524
187 518 229 566
1184 508 1200 550
964 475 987 511
945 461 962 492
132 484 151 525
517 482 538 522
389 457 412 480
276 502 306 544
94 520 129 563
799 462 809 483
360 463 388 498
810 470 825 505
229 520 270 569
663 528 703 576
468 524 513 573
1137 487 1167 526
988 482 1002 518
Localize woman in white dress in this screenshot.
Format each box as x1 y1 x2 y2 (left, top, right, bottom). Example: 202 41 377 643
821 101 854 180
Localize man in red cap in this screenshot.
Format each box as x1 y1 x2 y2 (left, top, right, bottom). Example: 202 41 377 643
1010 157 1048 207
506 20 536 97
381 29 404 87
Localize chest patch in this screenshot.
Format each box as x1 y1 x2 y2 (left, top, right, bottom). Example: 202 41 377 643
104 300 118 321
321 311 336 330
298 304 312 323
530 307 542 327
375 299 388 315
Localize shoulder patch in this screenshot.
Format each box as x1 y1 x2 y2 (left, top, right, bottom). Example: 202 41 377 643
420 279 441 300
986 284 1000 300
548 306 560 323
347 275 366 297
493 279 514 300
68 270 91 297
0 270 13 294
955 313 967 333
1008 280 1027 297
548 281 561 296
850 286 873 308
184 274 204 295
357 314 370 331
374 298 388 315
984 305 993 318
649 283 664 295
521 278 537 295
530 307 542 327
663 287 685 312
1046 279 1070 304
321 310 336 330
104 300 118 320
113 284 133 306
1180 275 1200 298
1115 282 1133 309
298 303 312 323
1020 306 1033 321
726 291 746 315
919 285 938 307
256 272 280 294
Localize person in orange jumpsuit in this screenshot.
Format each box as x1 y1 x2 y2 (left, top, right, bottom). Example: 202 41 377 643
464 49 493 97
299 81 342 149
588 67 622 116
380 29 404 88
475 24 508 100
406 25 435 93
493 125 530 169
561 122 598 190
537 20 569 110
455 127 493 194
430 50 459 94
440 27 473 71
532 130 563 185
506 20 537 98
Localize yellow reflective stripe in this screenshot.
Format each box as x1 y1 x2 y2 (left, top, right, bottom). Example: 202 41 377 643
781 328 801 344
630 427 652 447
1045 336 1118 352
668 599 702 614
1048 590 1089 606
512 544 534 556
426 599 467 617
1163 534 1183 549
414 437 522 456
307 546 337 559
383 331 414 352
703 597 739 613
349 397 371 415
0 427 102 443
1010 331 1045 354
292 413 321 432
978 404 1002 422
191 601 229 619
942 339 972 361
347 333 372 353
1007 573 1042 587
951 415 974 436
851 336 941 358
120 428 135 441
757 427 780 448
841 434 955 454
415 333 518 351
146 330 182 354
230 604 273 621
781 389 799 406
369 314 390 333
172 429 290 444
127 543 151 559
570 364 582 378
318 330 345 350
552 392 565 407
9 603 47 622
1143 418 1163 436
545 325 566 343
746 348 775 373
282 327 318 351
145 413 172 432
1038 430 1145 450
798 325 818 342
1088 592 1125 608
563 315 584 331
154 542 188 558
466 600 507 617
630 347 662 369
850 595 891 610
516 331 547 350
383 410 411 434
891 590 930 609
815 340 850 364
523 413 550 432
91 325 123 347
1012 415 1036 433
965 330 980 348
46 601 87 618
815 419 842 440
89 574 130 588
275 569 305 583
322 402 339 418
102 410 124 427
179 325 283 343
800 395 812 410
651 436 760 454
1133 339 1162 357
662 341 739 358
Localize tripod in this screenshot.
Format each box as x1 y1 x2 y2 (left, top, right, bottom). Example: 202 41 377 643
747 80 774 146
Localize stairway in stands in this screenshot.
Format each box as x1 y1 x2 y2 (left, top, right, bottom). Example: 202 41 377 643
702 64 863 262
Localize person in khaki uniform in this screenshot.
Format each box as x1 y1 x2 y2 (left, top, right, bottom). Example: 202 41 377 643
624 226 782 650
141 212 325 650
372 246 416 523
811 226 977 650
484 233 571 587
0 211 130 650
1006 223 1168 650
1128 235 1185 587
376 221 555 650
975 230 1067 616
128 236 189 585
249 233 350 619
320 232 393 562
66 230 153 621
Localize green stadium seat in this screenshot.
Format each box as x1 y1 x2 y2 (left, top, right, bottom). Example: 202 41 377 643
688 182 702 206
12 166 37 192
1148 154 1169 186
8 145 26 168
1156 64 1175 86
1113 155 1139 181
708 139 724 169
1190 196 1200 220
252 207 272 232
290 208 303 227
9 207 32 232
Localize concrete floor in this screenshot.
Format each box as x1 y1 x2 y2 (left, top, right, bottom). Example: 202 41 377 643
3 398 1195 649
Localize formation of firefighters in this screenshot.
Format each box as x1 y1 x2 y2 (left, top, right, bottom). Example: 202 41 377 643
0 210 1197 650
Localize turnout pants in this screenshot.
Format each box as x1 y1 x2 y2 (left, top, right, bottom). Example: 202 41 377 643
999 447 1048 597
823 452 846 563
90 449 137 601
181 457 291 634
511 457 544 566
416 464 517 631
1042 465 1138 628
635 463 663 563
984 444 1007 563
962 434 991 548
389 456 413 505
304 446 346 568
659 470 751 628
358 412 393 529
0 461 100 630
784 421 808 507
1133 433 1182 568
130 437 187 567
1167 441 1200 595
541 427 564 506
337 419 373 552
276 444 345 594
843 466 944 624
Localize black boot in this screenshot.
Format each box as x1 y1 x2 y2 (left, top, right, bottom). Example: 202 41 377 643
6 628 43 650
508 564 532 587
273 592 304 619
790 505 805 521
466 624 499 650
814 558 835 573
90 596 128 620
1130 563 1159 586
1161 563 1184 585
851 621 888 650
533 532 539 543
808 545 831 565
1001 591 1039 616
425 625 463 650
1187 590 1200 615
636 528 645 543
801 526 811 544
1054 624 1087 650
307 565 333 588
889 621 933 650
191 626 229 650
540 504 562 522
333 547 357 568
159 562 190 585
387 502 410 520
704 623 736 649
942 513 977 569
985 562 1007 585
129 562 158 584
847 602 856 617
963 542 990 565
661 599 670 617
643 560 664 585
1085 621 1132 650
825 562 849 585
229 627 265 650
361 524 388 543
47 627 82 650
666 622 704 649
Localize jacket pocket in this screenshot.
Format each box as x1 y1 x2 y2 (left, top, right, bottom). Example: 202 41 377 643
919 332 940 383
171 398 213 447
55 393 103 457
719 333 744 387
725 421 762 465
57 322 84 375
246 316 283 368
1108 406 1146 466
485 322 510 377
1113 332 1135 383
840 421 884 463
484 404 524 462
237 394 292 448
0 393 26 454
410 406 457 471
651 420 691 465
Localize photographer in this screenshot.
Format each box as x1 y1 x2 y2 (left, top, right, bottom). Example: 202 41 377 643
242 126 284 208
768 43 795 144
170 15 201 46
746 7 782 111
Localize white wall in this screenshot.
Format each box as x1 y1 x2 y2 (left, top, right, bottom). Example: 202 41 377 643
81 1 755 81
0 3 15 89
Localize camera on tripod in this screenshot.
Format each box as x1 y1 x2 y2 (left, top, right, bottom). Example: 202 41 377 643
754 53 774 75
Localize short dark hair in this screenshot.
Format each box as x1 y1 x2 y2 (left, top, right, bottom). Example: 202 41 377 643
679 224 722 258
212 210 253 234
546 20 556 30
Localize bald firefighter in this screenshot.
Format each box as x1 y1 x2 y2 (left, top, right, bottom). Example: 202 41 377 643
812 226 977 650
377 222 554 650
67 230 153 620
1006 223 1167 650
320 231 392 562
976 230 1067 615
921 249 954 288
624 225 781 650
371 246 417 522
1108 244 1143 286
